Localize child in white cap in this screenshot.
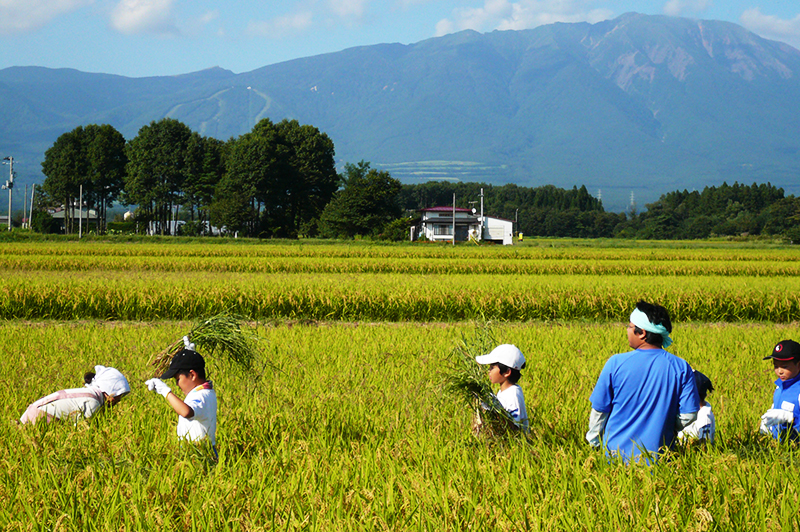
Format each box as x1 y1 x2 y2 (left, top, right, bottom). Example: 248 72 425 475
475 344 529 432
19 365 131 424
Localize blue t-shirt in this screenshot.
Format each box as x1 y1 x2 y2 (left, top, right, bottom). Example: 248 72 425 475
589 348 700 463
768 375 800 441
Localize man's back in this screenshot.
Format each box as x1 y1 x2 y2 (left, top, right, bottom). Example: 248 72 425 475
590 348 699 463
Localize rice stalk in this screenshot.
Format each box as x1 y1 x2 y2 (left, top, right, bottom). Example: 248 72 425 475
149 312 264 376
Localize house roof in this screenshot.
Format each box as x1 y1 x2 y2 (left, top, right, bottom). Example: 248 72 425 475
419 206 473 213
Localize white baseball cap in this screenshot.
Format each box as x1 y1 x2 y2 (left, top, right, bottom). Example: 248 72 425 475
475 344 526 370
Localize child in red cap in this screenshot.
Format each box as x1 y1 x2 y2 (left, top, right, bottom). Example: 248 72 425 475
760 339 800 441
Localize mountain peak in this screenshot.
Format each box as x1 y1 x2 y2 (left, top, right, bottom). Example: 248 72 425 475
0 13 799 212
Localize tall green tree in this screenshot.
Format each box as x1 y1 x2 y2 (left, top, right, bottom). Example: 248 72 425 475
319 161 402 238
85 124 127 233
214 120 290 237
217 118 338 238
124 119 193 235
41 124 126 234
183 134 225 234
275 119 338 236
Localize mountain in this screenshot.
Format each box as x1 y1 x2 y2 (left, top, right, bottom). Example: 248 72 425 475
1 12 799 212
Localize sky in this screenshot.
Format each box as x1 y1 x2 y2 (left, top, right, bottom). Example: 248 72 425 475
0 1 799 78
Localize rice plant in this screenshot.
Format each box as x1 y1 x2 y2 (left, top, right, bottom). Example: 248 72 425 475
3 321 800 531
149 311 263 375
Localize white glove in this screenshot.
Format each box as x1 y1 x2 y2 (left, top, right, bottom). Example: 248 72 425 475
145 378 172 398
760 408 794 428
183 335 196 351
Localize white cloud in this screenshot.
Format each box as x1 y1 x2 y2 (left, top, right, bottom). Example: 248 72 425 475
247 11 314 38
328 0 368 19
110 0 177 35
662 0 711 18
740 8 800 48
0 0 93 33
199 10 219 26
435 0 613 36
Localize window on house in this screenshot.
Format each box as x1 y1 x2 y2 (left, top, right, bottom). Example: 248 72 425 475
434 224 451 236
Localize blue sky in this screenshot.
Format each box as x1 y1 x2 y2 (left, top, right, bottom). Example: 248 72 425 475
1 1 799 78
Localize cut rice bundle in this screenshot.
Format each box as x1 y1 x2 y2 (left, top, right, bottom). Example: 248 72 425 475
150 312 262 376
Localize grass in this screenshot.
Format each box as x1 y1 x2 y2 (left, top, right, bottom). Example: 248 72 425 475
2 321 800 531
2 240 800 530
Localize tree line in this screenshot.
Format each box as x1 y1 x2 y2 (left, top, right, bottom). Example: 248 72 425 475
399 181 800 241
38 118 408 239
36 118 799 241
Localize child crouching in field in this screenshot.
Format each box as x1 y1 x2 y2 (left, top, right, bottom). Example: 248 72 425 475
678 370 715 444
19 365 130 424
145 341 217 454
760 339 800 442
475 344 529 432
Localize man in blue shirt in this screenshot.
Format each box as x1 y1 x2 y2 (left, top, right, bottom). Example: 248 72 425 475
586 300 700 464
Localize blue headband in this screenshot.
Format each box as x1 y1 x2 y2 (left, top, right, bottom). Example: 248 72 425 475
630 308 672 348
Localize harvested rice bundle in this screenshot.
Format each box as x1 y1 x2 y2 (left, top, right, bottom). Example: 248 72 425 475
445 322 521 438
150 312 262 376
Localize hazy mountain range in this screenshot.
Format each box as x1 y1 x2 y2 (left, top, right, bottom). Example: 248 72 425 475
1 12 799 212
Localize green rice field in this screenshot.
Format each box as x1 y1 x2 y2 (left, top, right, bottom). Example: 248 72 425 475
1 240 799 531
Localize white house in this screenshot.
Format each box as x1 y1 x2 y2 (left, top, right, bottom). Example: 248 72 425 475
415 206 514 245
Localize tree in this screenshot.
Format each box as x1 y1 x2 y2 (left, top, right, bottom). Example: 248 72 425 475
319 161 402 238
275 120 338 236
183 134 224 235
41 129 86 234
124 119 193 235
215 120 290 237
84 124 127 233
218 118 339 238
41 124 126 234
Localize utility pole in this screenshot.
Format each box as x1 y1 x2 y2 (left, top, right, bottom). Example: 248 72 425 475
452 193 456 246
480 188 484 241
79 185 83 239
2 156 14 230
29 184 35 231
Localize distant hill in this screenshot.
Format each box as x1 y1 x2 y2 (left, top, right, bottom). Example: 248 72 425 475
1 12 799 212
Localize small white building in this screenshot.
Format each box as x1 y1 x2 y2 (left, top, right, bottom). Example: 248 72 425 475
482 215 514 246
415 206 514 245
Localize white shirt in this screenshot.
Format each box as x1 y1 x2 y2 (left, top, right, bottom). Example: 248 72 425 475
177 384 217 446
496 385 529 432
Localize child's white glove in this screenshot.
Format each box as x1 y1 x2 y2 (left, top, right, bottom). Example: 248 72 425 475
183 335 196 351
145 378 172 398
760 408 794 427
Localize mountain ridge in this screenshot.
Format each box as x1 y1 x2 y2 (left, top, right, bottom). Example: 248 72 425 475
0 12 798 212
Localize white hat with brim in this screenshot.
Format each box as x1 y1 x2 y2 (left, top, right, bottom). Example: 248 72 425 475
475 344 526 370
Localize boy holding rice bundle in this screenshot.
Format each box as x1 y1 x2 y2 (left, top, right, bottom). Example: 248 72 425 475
760 339 800 442
145 338 217 452
475 344 529 432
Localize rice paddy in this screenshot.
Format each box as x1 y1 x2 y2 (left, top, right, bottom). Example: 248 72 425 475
1 240 799 531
